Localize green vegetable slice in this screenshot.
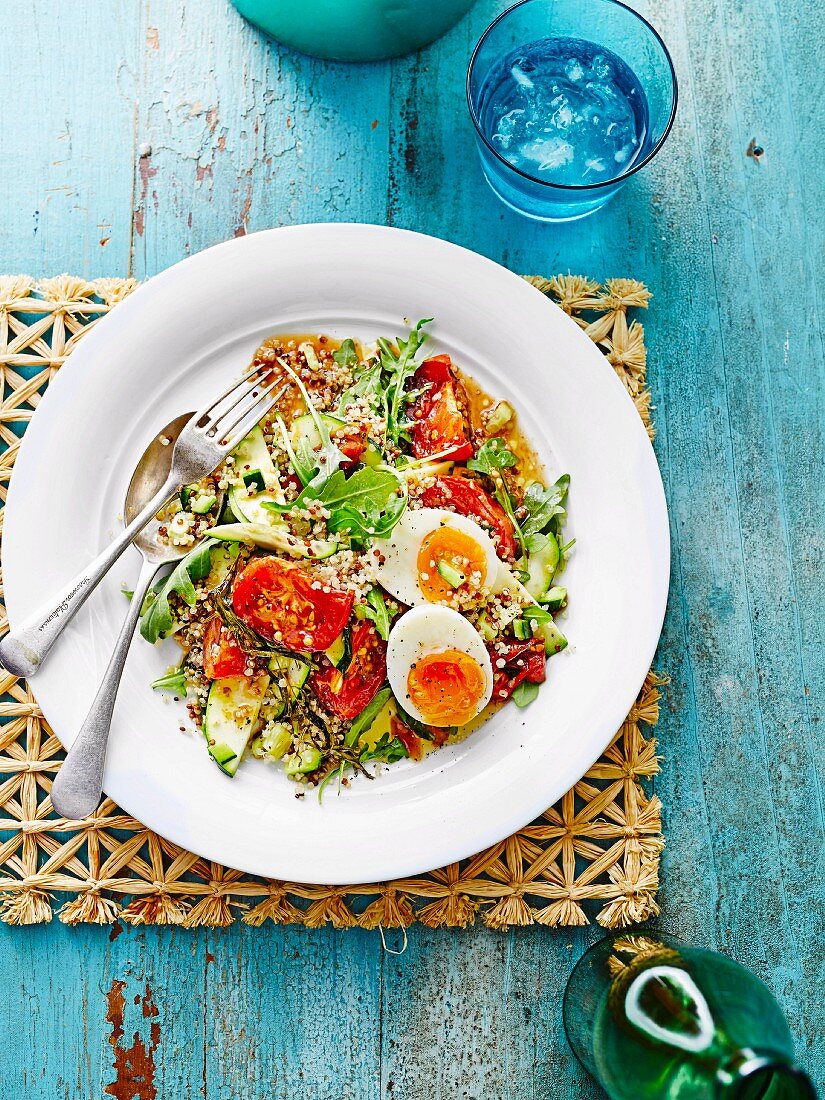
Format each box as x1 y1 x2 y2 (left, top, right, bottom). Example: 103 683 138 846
139 539 216 644
346 686 392 746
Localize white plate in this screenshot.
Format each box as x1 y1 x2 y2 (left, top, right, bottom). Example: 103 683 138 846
2 225 669 884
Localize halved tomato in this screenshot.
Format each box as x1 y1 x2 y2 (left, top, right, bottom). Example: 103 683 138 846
410 355 473 462
232 556 353 652
488 637 546 700
421 474 517 561
202 616 246 679
312 620 387 720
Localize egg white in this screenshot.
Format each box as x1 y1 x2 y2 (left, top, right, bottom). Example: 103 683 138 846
375 507 501 606
386 604 494 726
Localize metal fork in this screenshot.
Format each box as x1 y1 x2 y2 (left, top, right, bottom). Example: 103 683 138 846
0 366 287 679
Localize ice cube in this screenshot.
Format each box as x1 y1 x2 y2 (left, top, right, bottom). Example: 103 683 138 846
564 59 585 82
511 63 534 89
554 105 574 128
592 54 612 79
520 136 575 171
491 108 524 150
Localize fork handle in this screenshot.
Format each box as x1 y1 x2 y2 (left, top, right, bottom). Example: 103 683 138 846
0 473 179 679
50 557 160 820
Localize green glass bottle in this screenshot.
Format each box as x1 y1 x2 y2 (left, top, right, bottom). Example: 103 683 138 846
563 933 818 1099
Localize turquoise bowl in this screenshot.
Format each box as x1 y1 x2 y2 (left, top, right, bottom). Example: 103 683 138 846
231 0 478 62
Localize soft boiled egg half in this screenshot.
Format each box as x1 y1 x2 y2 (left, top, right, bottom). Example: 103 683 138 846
376 507 501 608
386 605 494 727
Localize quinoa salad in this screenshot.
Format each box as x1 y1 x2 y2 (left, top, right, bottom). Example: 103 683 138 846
139 321 572 796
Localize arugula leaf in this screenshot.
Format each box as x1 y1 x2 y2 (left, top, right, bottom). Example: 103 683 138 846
139 540 216 644
327 490 407 541
275 355 349 489
332 339 360 371
395 704 438 741
316 466 408 541
522 605 561 630
151 668 187 695
356 588 392 640
310 466 400 512
360 731 409 764
511 681 540 708
382 319 432 446
346 685 392 746
340 362 385 412
522 475 570 539
525 532 549 554
336 349 387 417
467 437 518 475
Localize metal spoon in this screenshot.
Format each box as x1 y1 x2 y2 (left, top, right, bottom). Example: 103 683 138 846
51 411 197 820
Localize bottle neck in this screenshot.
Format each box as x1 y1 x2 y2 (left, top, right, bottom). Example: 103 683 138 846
716 1050 818 1100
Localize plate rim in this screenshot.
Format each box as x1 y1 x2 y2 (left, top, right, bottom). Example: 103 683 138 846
2 223 670 883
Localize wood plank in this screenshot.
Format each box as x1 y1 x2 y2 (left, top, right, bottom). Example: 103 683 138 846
202 925 382 1099
380 927 605 1099
131 1 391 277
0 922 109 1096
642 0 824 1065
0 1 139 278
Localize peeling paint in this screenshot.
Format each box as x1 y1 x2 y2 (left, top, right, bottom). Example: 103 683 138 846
134 155 157 238
234 178 253 237
105 979 160 1100
146 26 160 50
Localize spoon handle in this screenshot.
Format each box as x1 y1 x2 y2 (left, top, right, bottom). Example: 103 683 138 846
0 474 179 679
50 557 160 821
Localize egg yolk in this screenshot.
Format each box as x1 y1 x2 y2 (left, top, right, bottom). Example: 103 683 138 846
416 527 488 605
407 648 487 727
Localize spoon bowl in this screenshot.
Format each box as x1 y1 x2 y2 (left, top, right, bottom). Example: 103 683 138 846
126 411 196 563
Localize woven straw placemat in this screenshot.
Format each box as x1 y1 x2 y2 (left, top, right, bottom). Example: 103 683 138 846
0 272 664 930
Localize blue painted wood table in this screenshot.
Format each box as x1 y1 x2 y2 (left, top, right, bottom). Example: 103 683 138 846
1 1 822 1096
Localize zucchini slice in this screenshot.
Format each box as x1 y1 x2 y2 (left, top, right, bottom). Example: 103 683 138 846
232 425 277 493
203 674 269 776
228 426 286 523
227 484 286 526
268 655 311 701
523 533 561 601
291 413 382 467
208 522 339 559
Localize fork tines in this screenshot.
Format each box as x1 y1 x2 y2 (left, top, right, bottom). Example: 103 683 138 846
192 364 289 452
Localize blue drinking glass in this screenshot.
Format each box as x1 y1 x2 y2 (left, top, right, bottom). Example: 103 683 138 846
467 0 677 221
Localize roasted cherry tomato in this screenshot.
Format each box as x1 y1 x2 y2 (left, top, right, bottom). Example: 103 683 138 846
333 426 368 465
488 637 546 701
421 474 517 561
202 616 247 679
410 355 473 462
283 471 304 496
233 556 353 652
312 620 387 720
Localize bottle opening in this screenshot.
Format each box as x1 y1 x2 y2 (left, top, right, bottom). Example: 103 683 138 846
726 1063 818 1100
